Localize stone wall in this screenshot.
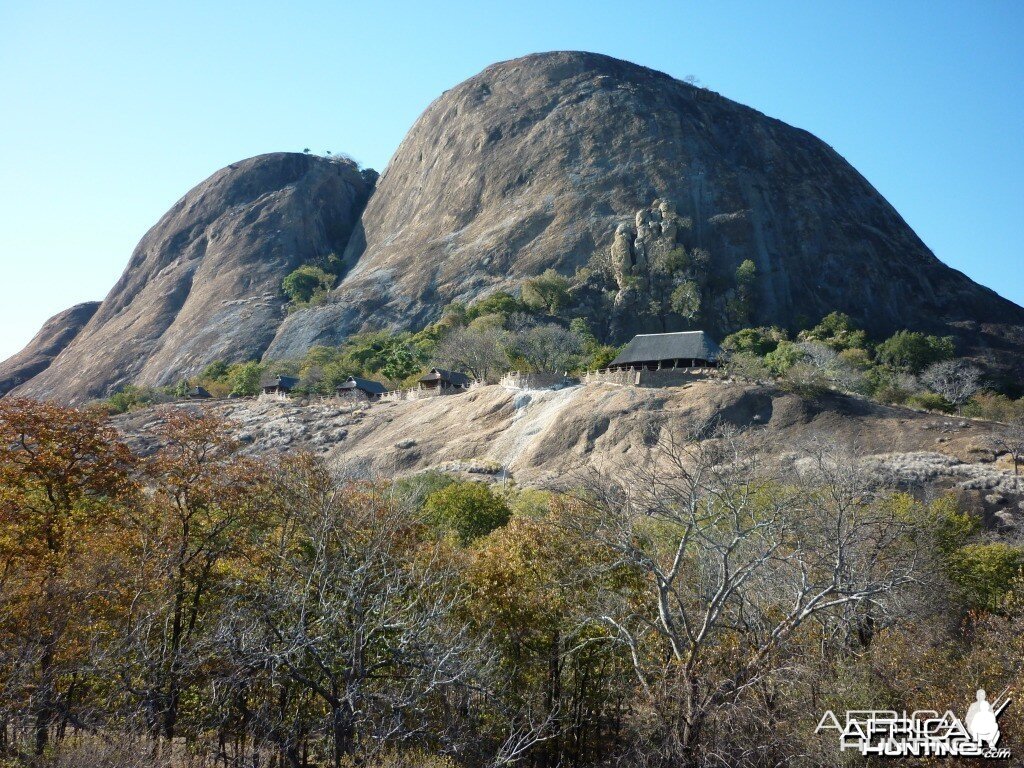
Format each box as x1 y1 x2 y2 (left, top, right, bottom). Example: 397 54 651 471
582 367 718 388
499 371 572 390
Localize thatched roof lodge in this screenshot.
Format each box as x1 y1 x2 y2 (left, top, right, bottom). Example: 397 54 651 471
187 385 212 399
419 368 472 390
260 374 300 395
336 376 387 400
609 331 721 370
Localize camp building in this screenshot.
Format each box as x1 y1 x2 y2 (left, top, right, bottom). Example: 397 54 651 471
260 374 300 396
336 376 387 401
419 368 472 391
609 331 721 370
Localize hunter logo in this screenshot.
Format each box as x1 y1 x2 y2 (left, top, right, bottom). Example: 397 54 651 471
816 688 1012 759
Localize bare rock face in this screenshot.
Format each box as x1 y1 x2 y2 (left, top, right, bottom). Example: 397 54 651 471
6 51 1024 403
265 51 1024 370
11 153 373 404
0 302 99 395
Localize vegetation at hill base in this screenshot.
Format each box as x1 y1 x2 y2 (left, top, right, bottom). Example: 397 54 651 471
99 280 1024 429
1 397 1022 767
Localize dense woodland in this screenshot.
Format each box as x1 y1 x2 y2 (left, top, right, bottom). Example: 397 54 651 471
1 395 1023 768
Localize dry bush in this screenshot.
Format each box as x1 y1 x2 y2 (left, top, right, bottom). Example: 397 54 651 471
339 749 457 768
27 736 197 768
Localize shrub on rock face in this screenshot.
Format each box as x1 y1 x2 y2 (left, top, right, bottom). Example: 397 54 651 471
201 360 230 381
423 480 511 544
104 386 149 414
669 280 702 321
282 265 336 306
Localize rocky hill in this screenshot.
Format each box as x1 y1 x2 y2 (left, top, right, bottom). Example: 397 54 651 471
10 153 373 403
265 51 1024 363
0 301 99 396
6 51 1024 403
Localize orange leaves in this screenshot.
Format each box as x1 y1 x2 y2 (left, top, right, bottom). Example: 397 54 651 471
0 397 137 566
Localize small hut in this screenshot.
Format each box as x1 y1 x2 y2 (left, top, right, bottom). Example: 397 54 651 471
260 374 300 396
419 368 472 391
187 385 212 399
336 376 387 401
609 331 721 370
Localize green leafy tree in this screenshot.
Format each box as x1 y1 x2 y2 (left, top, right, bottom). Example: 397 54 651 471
569 318 621 370
670 280 702 321
105 385 157 414
521 269 571 315
721 326 788 356
735 258 757 289
228 361 265 396
200 360 230 381
838 347 873 370
799 311 867 351
423 481 511 543
764 340 804 375
465 291 530 322
947 543 1024 611
345 332 425 382
663 246 691 274
875 330 955 373
728 259 758 325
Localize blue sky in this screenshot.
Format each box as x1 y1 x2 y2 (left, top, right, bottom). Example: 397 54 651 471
1 1 1021 362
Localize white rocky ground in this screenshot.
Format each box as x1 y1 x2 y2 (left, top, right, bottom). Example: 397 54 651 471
113 380 1024 530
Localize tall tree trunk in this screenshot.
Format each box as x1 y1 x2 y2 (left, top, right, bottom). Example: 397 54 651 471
679 673 703 768
33 640 56 755
332 702 356 768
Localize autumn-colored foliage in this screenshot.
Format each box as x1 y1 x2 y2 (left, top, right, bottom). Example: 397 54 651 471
0 399 1021 768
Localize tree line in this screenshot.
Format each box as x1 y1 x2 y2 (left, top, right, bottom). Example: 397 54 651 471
1 397 1022 767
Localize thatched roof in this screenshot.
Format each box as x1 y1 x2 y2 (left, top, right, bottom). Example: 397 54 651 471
610 331 721 367
260 374 300 390
419 368 472 386
337 376 387 395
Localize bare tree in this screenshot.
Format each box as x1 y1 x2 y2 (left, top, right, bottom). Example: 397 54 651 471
508 323 584 374
995 415 1024 486
569 425 920 766
433 325 510 383
218 454 487 768
922 359 982 414
795 340 865 393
